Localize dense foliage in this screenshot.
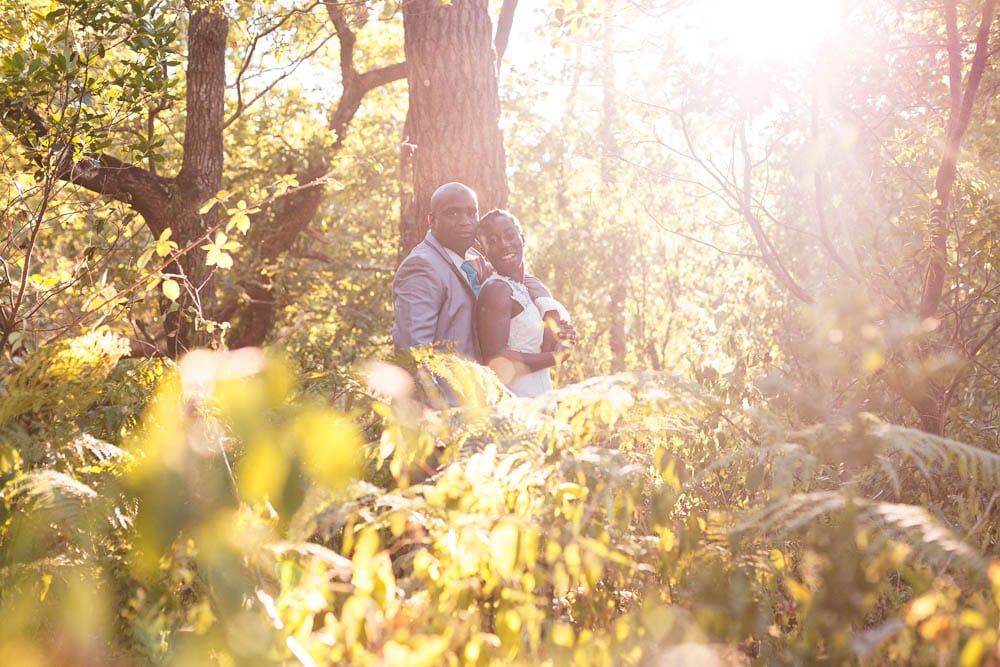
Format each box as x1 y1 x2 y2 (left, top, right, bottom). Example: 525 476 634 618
3 0 1000 664
1 336 999 665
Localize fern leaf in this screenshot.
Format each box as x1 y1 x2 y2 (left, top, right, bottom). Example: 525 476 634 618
0 330 131 426
860 501 986 574
4 469 98 519
873 420 1000 487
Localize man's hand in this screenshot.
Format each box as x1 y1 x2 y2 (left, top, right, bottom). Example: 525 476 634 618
557 319 577 348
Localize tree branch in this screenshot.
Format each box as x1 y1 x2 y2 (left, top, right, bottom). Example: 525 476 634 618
739 122 813 303
326 2 406 148
919 0 997 320
494 0 518 72
1 100 171 235
225 2 336 129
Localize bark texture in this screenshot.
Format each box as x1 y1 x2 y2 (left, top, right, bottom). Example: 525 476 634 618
400 0 509 256
163 7 229 356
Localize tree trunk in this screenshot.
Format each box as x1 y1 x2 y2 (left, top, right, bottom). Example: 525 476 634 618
918 0 996 322
601 0 627 372
400 0 509 257
908 0 996 434
163 6 229 356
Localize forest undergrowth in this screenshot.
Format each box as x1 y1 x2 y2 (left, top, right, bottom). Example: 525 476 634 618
1 331 998 666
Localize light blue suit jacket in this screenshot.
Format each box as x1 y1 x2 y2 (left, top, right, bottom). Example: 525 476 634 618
392 231 480 361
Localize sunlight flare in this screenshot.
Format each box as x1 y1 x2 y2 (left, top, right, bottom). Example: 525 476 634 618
693 0 843 64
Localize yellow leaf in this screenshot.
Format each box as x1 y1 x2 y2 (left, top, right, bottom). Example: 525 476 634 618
657 526 676 553
39 573 52 601
236 440 288 502
552 621 575 648
353 527 380 562
960 634 989 667
161 279 180 301
906 593 938 626
786 579 812 605
136 247 154 271
862 349 885 374
959 609 987 630
294 409 360 490
489 521 520 579
229 212 250 234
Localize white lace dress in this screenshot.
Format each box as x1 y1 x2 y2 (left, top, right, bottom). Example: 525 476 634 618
482 274 553 397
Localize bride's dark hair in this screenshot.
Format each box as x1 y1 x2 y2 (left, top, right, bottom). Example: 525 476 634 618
478 209 522 236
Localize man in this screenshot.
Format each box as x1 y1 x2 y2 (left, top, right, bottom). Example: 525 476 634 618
392 182 484 360
393 182 558 363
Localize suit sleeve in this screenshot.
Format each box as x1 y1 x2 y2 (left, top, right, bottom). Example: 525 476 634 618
393 256 444 352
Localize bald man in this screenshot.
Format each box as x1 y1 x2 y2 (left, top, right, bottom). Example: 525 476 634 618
392 182 485 360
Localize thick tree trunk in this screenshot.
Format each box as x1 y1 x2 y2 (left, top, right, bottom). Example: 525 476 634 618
163 7 229 356
399 110 420 260
400 0 509 257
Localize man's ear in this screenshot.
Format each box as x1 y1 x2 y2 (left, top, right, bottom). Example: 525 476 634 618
426 212 435 231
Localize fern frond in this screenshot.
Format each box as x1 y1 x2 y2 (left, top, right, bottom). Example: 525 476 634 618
4 469 98 520
0 329 131 426
732 490 847 537
859 501 986 574
267 541 353 582
872 419 1000 487
685 443 816 490
409 349 510 408
732 490 985 576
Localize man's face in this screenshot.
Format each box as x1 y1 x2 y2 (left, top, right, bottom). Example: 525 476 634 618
430 187 479 254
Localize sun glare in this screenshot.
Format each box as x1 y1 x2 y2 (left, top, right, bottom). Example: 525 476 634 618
687 0 843 64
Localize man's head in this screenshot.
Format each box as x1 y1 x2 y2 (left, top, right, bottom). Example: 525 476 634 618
429 182 479 254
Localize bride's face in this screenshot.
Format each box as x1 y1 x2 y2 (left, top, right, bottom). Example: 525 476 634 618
480 216 525 276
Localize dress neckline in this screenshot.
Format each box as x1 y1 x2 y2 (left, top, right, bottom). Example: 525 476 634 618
485 273 534 311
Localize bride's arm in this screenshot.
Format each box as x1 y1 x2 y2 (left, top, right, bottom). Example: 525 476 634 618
476 281 566 373
476 281 514 363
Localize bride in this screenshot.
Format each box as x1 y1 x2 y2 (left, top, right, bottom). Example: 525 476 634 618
475 209 574 397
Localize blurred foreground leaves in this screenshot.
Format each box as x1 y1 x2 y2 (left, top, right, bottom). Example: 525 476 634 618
1 333 998 665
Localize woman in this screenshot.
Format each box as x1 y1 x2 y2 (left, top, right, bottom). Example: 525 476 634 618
475 209 573 397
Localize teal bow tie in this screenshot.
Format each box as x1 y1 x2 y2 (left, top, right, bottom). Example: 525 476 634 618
460 260 481 296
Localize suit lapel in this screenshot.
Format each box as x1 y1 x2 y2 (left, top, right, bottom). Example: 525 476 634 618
425 233 477 299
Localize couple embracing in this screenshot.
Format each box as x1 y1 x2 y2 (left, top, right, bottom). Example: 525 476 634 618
392 182 575 398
